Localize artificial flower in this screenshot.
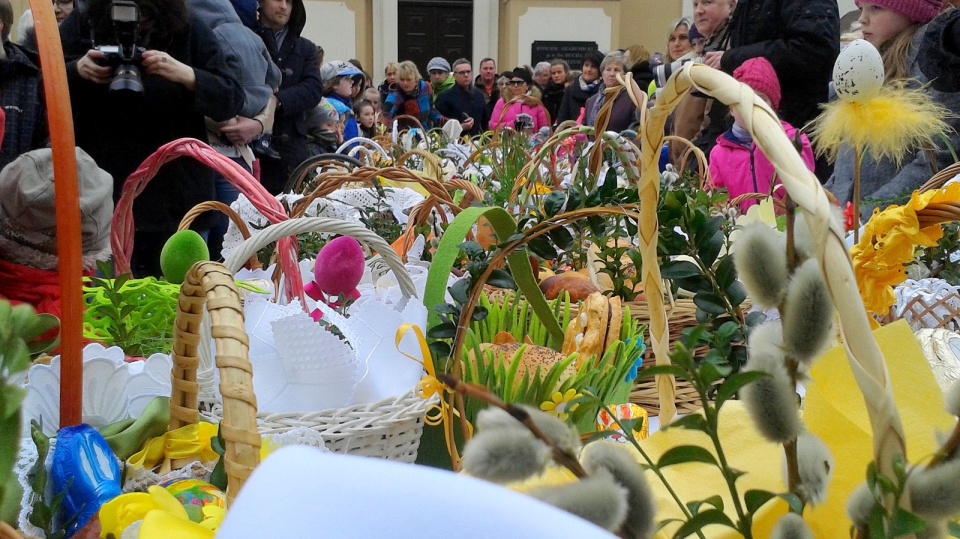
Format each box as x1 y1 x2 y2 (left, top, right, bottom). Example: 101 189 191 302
99 486 189 539
851 183 960 315
540 389 582 421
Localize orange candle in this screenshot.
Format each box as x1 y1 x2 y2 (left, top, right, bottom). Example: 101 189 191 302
30 0 83 427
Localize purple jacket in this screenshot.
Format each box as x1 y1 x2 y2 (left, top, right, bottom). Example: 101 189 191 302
708 120 815 212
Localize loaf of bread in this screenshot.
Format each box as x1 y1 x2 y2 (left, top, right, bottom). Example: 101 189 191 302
539 274 600 302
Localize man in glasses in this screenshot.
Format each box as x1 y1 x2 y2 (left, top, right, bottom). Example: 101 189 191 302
434 58 489 136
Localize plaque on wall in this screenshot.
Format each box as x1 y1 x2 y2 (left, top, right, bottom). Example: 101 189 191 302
531 41 599 67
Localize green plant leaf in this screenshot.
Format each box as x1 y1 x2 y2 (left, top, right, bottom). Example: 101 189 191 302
779 492 804 515
471 306 489 322
714 256 737 290
427 322 458 340
890 508 927 536
661 260 702 280
459 241 485 259
715 371 769 407
433 303 460 317
637 365 687 379
487 269 517 290
744 489 777 514
543 191 568 218
693 293 728 316
449 280 472 305
548 227 575 251
726 281 748 308
672 509 736 538
3 338 30 377
527 236 558 260
657 445 718 469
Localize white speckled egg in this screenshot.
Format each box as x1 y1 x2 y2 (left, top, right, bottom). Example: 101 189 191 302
833 39 884 102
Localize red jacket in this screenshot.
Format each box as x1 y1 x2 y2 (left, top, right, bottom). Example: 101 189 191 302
708 120 815 212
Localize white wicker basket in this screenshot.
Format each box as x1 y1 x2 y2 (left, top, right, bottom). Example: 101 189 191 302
214 217 434 463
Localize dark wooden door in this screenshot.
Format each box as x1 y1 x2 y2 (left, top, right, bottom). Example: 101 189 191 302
397 0 472 77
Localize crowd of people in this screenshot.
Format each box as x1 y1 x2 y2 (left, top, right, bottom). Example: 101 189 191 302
0 0 959 311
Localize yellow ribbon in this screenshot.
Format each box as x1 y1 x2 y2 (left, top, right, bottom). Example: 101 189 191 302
396 323 471 462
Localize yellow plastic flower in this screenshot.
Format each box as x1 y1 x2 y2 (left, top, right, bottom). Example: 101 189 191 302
852 183 960 315
540 389 582 421
198 505 227 531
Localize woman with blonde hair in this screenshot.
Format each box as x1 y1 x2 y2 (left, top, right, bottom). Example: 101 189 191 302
665 17 694 62
382 61 444 127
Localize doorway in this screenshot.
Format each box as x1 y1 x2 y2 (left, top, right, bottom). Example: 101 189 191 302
397 0 473 77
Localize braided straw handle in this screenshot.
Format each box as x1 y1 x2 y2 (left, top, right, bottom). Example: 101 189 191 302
169 261 259 506
221 217 418 299
651 64 906 477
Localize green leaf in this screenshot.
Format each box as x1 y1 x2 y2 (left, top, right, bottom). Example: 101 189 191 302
459 241 485 259
744 489 777 514
726 281 748 307
587 215 607 236
543 191 568 217
637 365 687 379
487 269 517 290
527 236 558 260
660 260 702 280
548 227 575 251
471 306 489 322
598 167 618 199
427 322 458 339
3 338 30 376
669 414 709 433
428 341 451 361
0 387 25 419
697 230 725 268
715 371 769 407
433 303 460 317
448 279 472 305
693 293 728 316
714 256 737 290
778 492 804 515
656 445 718 468
890 508 927 536
672 509 736 538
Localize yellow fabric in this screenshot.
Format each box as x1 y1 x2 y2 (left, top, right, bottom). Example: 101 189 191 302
380 176 430 197
852 183 960 315
99 486 190 538
138 508 215 539
802 320 954 535
126 422 220 470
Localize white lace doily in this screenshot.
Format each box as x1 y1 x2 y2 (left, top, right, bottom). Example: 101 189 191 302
16 436 55 536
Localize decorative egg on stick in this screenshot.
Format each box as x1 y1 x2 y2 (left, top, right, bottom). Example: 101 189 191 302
810 39 950 241
303 236 365 321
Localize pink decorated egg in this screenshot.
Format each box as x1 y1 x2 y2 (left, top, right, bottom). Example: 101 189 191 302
314 236 365 296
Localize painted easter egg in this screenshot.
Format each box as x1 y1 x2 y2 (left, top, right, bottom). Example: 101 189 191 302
160 478 226 523
314 236 365 296
833 39 884 102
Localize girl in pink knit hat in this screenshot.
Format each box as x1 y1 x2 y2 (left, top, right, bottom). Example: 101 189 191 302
707 57 816 212
824 0 960 220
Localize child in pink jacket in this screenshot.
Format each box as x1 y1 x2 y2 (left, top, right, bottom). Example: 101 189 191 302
708 57 815 212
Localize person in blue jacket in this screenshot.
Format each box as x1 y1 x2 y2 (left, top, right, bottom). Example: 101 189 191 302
321 60 364 145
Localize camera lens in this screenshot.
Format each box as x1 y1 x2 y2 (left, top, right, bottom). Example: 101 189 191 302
110 63 144 94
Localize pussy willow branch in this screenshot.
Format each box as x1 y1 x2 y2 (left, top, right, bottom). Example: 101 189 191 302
779 196 805 507
437 373 588 478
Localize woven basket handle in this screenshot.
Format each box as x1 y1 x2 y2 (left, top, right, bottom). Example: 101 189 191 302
169 261 259 506
177 201 260 271
222 217 418 300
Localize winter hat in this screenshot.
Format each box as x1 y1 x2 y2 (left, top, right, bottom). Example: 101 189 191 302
733 57 782 112
854 0 943 24
315 97 341 126
320 61 363 85
688 24 703 43
0 147 113 270
510 67 533 85
427 57 451 74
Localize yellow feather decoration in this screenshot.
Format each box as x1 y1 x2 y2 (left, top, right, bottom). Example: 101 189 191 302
809 83 953 164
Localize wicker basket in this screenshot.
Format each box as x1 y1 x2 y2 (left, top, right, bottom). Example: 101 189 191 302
214 217 433 463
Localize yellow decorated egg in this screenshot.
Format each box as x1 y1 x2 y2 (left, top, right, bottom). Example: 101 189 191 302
833 39 884 102
160 479 225 523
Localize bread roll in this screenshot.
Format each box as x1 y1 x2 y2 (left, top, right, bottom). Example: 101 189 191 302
539 274 600 302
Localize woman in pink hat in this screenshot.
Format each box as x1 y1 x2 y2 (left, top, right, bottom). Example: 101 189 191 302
825 0 960 221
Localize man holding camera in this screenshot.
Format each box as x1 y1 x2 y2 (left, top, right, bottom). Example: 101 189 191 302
435 58 490 137
0 0 45 170
62 0 244 277
255 0 323 195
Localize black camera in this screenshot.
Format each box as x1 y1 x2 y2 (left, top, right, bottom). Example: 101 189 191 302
95 0 146 94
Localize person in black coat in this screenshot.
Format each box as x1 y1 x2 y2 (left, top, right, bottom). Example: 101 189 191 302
61 0 243 277
434 58 491 136
556 50 604 125
708 0 839 179
256 0 323 194
920 8 960 92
